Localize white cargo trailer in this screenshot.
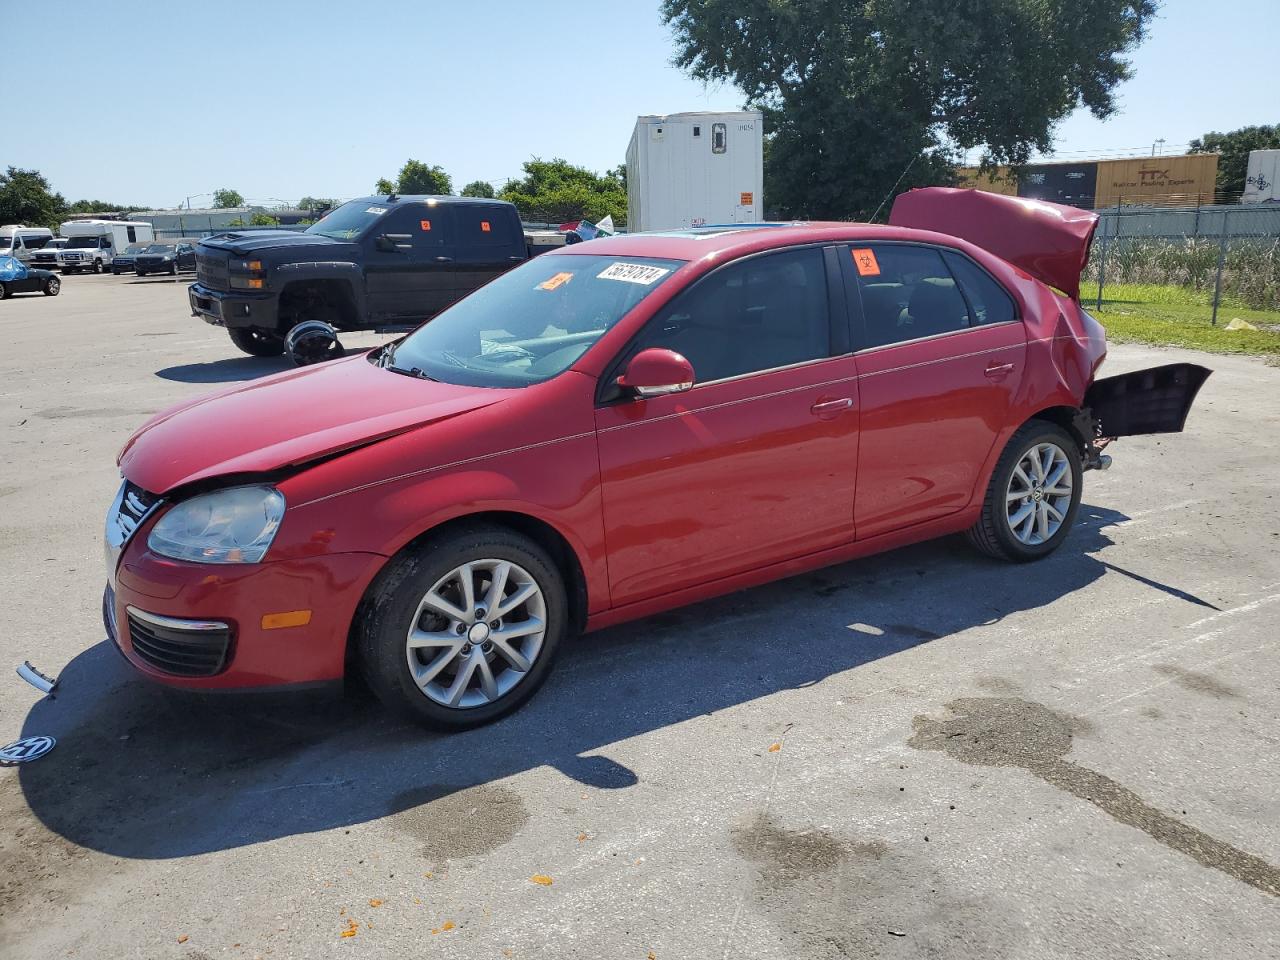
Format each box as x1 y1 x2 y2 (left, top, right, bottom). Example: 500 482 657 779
1243 149 1280 203
626 111 763 232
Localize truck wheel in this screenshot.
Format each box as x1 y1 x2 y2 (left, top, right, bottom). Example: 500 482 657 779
92 259 103 274
42 276 60 296
228 327 285 357
966 420 1083 563
356 524 568 730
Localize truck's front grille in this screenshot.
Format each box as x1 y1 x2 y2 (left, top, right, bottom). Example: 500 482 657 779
196 254 230 291
126 609 232 677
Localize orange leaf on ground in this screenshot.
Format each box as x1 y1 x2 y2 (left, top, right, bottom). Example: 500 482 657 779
177 935 188 944
577 833 588 842
442 920 456 931
368 898 383 908
530 874 554 886
768 743 781 752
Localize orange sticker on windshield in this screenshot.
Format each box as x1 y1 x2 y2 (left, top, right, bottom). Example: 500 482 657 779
851 248 880 276
420 219 432 231
480 221 491 232
538 271 574 291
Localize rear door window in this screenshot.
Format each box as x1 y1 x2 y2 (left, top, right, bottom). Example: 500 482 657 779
847 244 973 349
941 250 1017 326
455 205 517 248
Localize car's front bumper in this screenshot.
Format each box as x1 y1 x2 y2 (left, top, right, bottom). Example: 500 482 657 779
105 545 384 689
188 282 276 329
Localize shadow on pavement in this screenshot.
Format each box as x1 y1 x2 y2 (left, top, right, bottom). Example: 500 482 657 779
18 504 1181 861
155 355 294 383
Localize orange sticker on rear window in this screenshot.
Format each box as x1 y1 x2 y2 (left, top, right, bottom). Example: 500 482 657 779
480 221 491 232
537 271 573 291
851 248 880 276
420 219 432 231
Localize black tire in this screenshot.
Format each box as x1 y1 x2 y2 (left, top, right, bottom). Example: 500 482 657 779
0 282 9 299
356 524 568 730
42 276 60 296
137 269 147 277
228 327 286 357
168 264 177 275
92 258 103 274
966 420 1083 563
62 267 75 275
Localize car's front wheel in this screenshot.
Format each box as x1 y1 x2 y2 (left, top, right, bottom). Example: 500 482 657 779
92 258 103 274
228 327 285 357
0 282 9 300
966 420 1083 562
357 525 567 730
42 276 60 296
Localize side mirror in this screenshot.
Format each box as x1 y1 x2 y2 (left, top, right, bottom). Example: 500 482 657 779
617 348 694 398
374 234 398 253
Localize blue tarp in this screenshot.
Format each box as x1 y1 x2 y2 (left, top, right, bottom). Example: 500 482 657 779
0 256 29 282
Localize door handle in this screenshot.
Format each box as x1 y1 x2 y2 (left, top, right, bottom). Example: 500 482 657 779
984 361 1015 378
810 397 854 414
434 255 454 263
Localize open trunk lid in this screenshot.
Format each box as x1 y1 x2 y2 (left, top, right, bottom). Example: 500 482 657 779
888 187 1099 299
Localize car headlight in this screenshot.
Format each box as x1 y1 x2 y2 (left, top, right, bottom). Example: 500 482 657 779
147 485 285 564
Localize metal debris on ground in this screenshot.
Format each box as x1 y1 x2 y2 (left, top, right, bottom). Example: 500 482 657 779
17 661 59 697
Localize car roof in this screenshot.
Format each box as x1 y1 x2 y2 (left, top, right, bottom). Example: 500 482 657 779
550 222 973 263
351 195 510 207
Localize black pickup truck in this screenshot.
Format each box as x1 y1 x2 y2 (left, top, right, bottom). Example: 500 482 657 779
189 195 561 357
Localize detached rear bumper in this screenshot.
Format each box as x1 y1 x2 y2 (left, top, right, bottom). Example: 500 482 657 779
1085 363 1212 438
189 282 278 330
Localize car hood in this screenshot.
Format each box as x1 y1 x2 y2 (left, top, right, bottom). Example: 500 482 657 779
197 230 347 256
119 354 506 495
889 187 1099 299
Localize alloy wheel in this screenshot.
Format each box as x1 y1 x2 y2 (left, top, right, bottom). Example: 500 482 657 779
1005 441 1073 545
404 559 547 709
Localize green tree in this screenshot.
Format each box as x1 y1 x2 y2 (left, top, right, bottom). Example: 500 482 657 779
661 0 1156 219
1189 124 1280 199
499 158 627 224
213 188 245 208
461 180 496 198
374 177 397 195
66 199 143 215
384 159 453 195
0 167 66 228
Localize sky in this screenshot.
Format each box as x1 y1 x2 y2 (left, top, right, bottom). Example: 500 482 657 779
5 0 1274 209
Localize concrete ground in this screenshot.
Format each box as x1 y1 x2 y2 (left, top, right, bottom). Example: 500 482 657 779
0 273 1277 959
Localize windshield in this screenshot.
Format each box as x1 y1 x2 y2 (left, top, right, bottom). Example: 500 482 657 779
305 199 389 240
0 238 12 252
123 244 146 254
383 254 685 388
144 244 175 253
65 236 100 248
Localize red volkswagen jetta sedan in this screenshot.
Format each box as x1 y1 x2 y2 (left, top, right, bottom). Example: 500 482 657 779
103 189 1208 729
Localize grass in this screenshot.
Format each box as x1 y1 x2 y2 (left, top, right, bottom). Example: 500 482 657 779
1087 282 1280 357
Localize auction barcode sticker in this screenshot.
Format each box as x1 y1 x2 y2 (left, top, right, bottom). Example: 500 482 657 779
598 262 670 285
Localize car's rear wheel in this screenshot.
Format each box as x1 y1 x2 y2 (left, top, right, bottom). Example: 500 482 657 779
966 420 1082 562
42 276 60 296
357 525 567 730
228 327 285 357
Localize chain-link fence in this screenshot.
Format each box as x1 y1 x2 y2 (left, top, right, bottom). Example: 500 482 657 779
1085 205 1280 326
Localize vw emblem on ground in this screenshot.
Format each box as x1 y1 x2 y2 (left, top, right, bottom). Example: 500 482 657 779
0 735 56 765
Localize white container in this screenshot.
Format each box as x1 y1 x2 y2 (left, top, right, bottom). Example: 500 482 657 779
1243 149 1280 203
626 111 764 232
